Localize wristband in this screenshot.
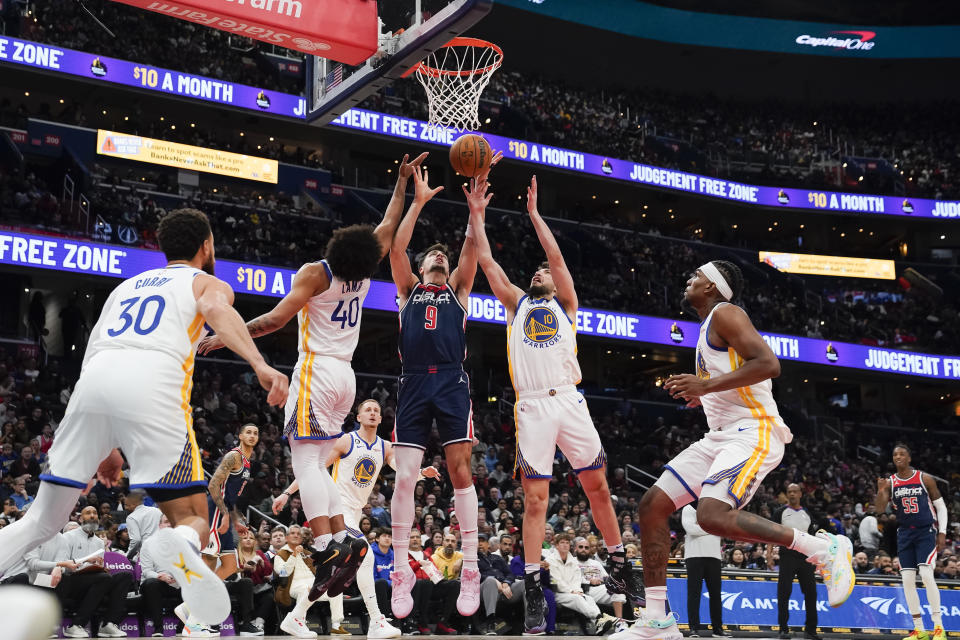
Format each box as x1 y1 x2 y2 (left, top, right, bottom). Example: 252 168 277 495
465 224 475 239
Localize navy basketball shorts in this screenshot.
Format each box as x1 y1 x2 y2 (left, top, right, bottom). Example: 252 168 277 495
203 497 236 556
393 367 473 450
897 525 937 570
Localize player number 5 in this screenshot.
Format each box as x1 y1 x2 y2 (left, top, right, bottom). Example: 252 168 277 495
424 305 438 330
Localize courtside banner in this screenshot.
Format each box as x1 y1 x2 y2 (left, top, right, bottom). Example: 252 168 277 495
329 108 960 219
96 129 279 184
3 229 960 380
108 0 377 64
668 577 960 632
0 36 305 118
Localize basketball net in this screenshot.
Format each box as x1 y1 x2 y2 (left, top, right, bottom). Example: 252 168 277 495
412 37 503 132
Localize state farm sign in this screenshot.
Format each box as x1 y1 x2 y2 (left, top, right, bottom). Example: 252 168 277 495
110 0 378 64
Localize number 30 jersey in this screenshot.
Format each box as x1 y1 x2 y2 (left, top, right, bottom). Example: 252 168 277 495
83 265 209 370
297 260 370 361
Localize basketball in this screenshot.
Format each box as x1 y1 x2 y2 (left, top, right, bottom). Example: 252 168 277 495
449 134 492 177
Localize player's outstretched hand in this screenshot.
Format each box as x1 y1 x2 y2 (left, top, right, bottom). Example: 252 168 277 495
197 335 225 355
255 363 289 407
399 152 429 179
476 150 504 183
877 477 888 492
462 177 493 214
421 466 441 480
272 492 289 515
413 165 444 204
526 175 539 216
95 448 125 488
664 373 707 401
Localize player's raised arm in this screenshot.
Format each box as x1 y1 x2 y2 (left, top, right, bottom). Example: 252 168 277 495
526 176 578 317
374 152 429 259
464 178 523 317
197 263 326 355
193 275 288 407
875 477 892 515
391 165 442 301
664 304 779 401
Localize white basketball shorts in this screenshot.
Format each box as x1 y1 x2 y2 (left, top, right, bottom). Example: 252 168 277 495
514 385 605 479
654 418 787 510
284 354 355 440
41 349 205 491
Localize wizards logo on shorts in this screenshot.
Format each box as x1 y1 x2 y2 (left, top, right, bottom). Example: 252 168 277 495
352 457 377 488
523 307 560 347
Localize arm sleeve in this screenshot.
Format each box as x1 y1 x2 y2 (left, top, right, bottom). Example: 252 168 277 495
934 498 948 534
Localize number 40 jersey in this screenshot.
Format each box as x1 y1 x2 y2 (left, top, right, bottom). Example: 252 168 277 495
296 260 370 362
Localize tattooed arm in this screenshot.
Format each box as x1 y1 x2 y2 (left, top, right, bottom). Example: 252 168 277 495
197 263 328 354
208 450 244 534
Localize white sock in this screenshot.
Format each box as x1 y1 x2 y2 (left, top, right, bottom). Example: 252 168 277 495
357 548 382 619
174 525 202 552
920 565 943 627
788 530 829 557
391 523 411 573
454 487 479 569
607 543 625 554
316 533 332 551
645 585 667 619
525 562 540 575
292 593 314 619
902 569 923 619
333 530 347 543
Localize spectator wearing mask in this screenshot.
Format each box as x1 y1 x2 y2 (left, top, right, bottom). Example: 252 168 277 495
60 506 134 638
682 504 726 638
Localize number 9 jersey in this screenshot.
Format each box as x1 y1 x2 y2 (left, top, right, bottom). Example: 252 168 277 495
284 260 370 441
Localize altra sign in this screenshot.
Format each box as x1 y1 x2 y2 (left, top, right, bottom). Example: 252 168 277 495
109 0 378 64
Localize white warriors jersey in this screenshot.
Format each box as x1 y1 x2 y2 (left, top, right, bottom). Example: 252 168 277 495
695 303 792 442
507 295 581 393
296 260 370 361
331 430 386 512
84 265 208 370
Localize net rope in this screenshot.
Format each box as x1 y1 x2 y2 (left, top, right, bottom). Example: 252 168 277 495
415 40 502 131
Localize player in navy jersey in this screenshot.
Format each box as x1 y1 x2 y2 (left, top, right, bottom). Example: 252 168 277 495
387 157 499 622
876 444 948 640
203 423 257 581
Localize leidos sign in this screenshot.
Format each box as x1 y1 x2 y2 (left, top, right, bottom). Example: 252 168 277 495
108 0 377 64
795 30 877 51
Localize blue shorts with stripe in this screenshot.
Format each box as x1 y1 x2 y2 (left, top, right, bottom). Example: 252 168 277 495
393 366 473 450
898 525 937 570
204 497 236 555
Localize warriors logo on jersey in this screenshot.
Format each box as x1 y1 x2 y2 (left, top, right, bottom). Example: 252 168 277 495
352 457 378 489
696 348 710 380
523 307 560 346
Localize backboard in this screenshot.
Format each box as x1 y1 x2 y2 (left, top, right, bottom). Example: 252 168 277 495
305 0 493 127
